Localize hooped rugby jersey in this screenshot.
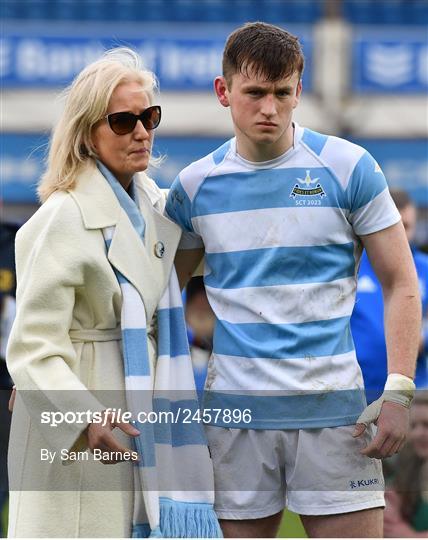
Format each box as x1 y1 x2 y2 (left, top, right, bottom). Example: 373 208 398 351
166 124 401 429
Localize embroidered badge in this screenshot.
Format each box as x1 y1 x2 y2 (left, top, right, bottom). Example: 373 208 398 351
290 170 326 202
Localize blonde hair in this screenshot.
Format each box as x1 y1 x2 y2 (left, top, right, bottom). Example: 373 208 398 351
38 47 158 202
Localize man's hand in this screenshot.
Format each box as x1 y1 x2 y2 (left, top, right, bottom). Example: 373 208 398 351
87 411 140 464
353 401 409 458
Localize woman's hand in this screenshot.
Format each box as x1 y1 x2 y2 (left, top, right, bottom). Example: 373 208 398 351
8 385 16 412
87 410 140 464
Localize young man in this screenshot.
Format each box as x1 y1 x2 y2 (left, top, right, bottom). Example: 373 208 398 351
166 22 421 538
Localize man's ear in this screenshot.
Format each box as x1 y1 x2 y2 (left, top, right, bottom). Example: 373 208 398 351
214 76 230 108
293 79 303 109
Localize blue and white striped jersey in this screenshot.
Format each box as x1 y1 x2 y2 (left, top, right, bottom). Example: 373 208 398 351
166 124 401 429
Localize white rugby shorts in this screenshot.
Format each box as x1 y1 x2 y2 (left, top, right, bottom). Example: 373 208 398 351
205 425 385 519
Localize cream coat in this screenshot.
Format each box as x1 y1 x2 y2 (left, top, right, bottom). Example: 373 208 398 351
6 164 181 537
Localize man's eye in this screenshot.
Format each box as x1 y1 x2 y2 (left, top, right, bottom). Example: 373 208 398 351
276 91 290 98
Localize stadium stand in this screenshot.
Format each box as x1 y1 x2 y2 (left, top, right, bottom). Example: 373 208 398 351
1 0 322 23
343 0 428 25
2 0 428 24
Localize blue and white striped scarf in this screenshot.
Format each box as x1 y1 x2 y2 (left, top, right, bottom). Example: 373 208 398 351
98 163 221 538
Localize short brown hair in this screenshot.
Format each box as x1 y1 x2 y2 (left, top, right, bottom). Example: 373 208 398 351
222 22 305 86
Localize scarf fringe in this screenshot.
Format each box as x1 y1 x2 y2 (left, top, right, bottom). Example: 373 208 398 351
157 499 223 538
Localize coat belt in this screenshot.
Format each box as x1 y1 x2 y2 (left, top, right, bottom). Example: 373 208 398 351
69 327 122 342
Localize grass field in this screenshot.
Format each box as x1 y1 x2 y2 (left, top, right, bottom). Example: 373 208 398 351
278 510 307 538
1 499 7 537
0 499 306 538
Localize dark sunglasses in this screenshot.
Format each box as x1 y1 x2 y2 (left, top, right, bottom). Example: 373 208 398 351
105 105 161 135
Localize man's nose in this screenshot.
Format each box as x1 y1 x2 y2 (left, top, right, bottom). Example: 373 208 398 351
260 95 277 116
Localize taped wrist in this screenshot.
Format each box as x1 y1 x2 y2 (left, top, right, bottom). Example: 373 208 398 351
383 373 415 409
356 373 415 426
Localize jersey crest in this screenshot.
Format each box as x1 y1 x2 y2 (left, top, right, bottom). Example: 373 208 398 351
290 170 326 201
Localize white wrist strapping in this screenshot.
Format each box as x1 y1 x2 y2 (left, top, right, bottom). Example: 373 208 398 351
356 373 415 427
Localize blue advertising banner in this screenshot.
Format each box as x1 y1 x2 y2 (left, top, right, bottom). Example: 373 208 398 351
1 22 313 90
352 138 428 207
2 133 427 208
1 133 48 203
0 132 225 202
352 29 428 93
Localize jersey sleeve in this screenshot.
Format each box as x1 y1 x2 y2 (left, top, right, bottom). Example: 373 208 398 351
165 175 204 249
346 151 401 236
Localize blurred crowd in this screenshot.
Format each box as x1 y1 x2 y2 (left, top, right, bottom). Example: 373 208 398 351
383 394 428 537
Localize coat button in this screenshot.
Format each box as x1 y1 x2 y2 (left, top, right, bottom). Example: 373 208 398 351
154 241 165 258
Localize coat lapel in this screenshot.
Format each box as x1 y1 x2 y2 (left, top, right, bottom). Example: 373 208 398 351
107 209 160 319
134 177 181 295
69 164 181 321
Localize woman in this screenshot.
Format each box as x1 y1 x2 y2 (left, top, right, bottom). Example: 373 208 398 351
6 48 219 538
384 394 428 537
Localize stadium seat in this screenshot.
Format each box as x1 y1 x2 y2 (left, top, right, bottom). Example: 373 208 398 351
343 0 376 24
134 0 167 22
199 0 229 23
343 0 428 25
375 0 404 24
409 0 428 24
5 0 425 25
52 0 76 21
172 0 197 21
24 0 50 20
287 0 322 23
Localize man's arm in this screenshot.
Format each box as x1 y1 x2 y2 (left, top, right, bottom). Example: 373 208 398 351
164 177 205 290
174 248 204 290
363 221 420 378
353 221 421 458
